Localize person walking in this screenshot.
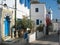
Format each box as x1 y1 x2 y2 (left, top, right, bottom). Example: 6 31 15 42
24 30 29 45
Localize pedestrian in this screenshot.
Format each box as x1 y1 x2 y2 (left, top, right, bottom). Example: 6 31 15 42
24 30 29 44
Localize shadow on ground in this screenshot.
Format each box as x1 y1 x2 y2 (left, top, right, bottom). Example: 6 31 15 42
37 33 59 42
0 32 59 45
0 43 51 45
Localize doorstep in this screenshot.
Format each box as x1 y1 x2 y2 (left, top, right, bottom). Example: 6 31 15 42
2 38 20 44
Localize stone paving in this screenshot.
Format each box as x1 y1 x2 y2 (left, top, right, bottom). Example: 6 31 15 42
0 32 59 45
38 32 59 42
34 32 59 45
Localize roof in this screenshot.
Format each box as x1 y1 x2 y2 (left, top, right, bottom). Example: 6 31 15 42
31 1 40 4
31 1 46 4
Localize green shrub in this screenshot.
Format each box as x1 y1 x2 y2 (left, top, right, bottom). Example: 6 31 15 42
36 24 44 32
16 16 35 31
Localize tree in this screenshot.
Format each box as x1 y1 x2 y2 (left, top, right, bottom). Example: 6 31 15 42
46 16 51 26
46 16 52 35
16 16 34 31
57 0 60 9
36 24 44 32
57 0 60 4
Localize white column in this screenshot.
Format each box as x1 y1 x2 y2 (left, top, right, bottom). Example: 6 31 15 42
12 28 15 39
50 8 53 20
16 30 18 38
44 26 46 35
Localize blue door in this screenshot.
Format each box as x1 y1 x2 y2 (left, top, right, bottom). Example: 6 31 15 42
4 16 10 36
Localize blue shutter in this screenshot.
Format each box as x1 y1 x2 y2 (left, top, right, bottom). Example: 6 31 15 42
35 8 39 12
28 0 30 9
36 19 39 25
24 0 27 7
20 0 24 4
24 0 30 9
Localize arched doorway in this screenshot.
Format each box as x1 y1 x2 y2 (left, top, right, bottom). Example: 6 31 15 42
4 16 10 36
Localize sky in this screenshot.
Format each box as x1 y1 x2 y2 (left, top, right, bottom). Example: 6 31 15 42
0 0 60 19
40 0 60 19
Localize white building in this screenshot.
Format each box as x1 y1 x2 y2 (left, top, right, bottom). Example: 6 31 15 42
30 0 47 39
47 8 53 20
31 0 46 30
0 0 15 41
52 19 60 31
0 0 30 41
17 0 30 19
0 0 30 19
0 0 47 42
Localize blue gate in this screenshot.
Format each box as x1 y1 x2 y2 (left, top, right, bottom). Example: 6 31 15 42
4 16 10 36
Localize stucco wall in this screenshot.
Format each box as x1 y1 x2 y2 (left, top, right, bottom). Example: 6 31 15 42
31 3 46 29
36 31 44 39
53 22 60 31
58 23 60 30
28 32 36 43
1 7 14 40
0 0 29 19
53 23 58 31
16 0 29 19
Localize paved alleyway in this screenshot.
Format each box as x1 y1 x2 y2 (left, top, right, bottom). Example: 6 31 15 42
38 32 59 42
0 32 59 45
31 32 59 45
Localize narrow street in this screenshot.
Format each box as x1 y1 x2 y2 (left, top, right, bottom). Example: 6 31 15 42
0 32 59 45
31 32 59 45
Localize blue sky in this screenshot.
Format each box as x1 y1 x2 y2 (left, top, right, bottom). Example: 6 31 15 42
39 0 60 19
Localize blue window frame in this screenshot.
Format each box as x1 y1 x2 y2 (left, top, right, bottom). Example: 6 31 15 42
40 20 42 23
35 8 39 12
20 0 30 9
20 0 24 4
48 12 50 14
36 19 39 25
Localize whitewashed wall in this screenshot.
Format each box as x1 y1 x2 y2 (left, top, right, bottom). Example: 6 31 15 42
36 31 44 39
47 9 53 20
53 22 60 31
58 23 60 30
0 0 29 19
53 23 58 31
16 0 29 19
31 3 46 28
28 32 36 43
